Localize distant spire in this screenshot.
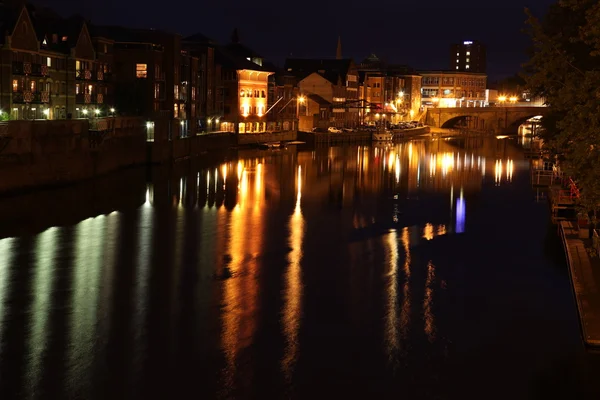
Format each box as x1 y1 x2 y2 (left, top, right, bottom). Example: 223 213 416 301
231 28 240 44
336 36 342 59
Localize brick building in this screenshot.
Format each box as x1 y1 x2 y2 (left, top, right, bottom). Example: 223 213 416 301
215 32 274 134
183 33 223 133
284 58 360 130
420 71 487 108
358 54 422 124
0 3 115 120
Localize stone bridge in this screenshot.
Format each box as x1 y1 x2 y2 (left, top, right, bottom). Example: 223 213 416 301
425 106 548 134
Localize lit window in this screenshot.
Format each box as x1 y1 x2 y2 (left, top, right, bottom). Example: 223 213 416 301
88 84 93 94
12 79 17 91
466 58 470 62
136 64 147 78
42 38 47 46
76 60 81 70
154 83 160 99
456 59 459 63
466 65 470 69
174 104 179 118
62 36 67 42
456 66 459 70
456 52 459 56
466 51 470 56
46 57 51 67
76 84 80 94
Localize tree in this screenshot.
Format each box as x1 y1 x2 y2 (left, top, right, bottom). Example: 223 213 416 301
523 0 600 214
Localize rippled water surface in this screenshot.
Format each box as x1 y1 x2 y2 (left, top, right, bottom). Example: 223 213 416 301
1 137 599 399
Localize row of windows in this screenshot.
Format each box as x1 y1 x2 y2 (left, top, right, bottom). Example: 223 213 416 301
12 78 107 96
240 89 266 98
422 76 485 87
422 89 484 98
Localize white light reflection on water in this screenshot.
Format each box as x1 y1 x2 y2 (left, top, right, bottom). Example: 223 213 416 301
0 237 15 353
282 165 305 380
133 184 154 378
69 215 105 398
25 227 58 395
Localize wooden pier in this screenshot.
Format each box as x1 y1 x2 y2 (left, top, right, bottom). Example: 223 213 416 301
560 221 600 347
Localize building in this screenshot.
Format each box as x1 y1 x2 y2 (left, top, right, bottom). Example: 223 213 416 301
450 40 486 73
215 32 274 134
183 33 223 133
93 26 204 137
265 64 299 132
284 57 360 131
357 54 422 124
420 71 487 108
0 3 116 120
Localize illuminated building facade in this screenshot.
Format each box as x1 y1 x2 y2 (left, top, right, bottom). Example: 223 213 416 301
358 54 422 124
266 67 300 132
451 40 486 73
0 3 115 120
420 71 487 108
217 33 274 134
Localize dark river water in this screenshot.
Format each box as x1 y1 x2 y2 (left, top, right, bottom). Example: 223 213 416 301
1 137 599 399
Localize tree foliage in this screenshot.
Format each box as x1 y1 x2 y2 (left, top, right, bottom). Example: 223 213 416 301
524 0 600 213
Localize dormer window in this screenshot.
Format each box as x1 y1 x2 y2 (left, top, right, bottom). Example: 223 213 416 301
62 36 68 42
42 37 47 46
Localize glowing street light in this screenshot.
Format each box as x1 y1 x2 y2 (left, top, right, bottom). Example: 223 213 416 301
498 95 507 103
94 109 100 115
297 95 306 104
82 109 89 116
509 96 518 103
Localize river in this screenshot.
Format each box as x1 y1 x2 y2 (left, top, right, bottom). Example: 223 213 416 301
0 137 598 399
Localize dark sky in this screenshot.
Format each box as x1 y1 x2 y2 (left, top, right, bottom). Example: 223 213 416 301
35 0 555 81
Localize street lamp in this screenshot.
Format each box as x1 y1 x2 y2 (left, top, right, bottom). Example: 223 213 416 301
498 95 507 104
94 109 100 116
509 96 518 104
43 108 49 118
82 109 88 116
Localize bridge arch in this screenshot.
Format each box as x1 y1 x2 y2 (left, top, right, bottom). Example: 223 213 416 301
441 115 485 130
505 115 544 135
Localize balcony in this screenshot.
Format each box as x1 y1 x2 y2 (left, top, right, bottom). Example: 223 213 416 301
76 69 93 80
76 93 104 104
12 90 50 103
12 62 48 76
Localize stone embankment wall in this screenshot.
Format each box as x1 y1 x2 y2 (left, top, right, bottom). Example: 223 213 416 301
0 117 146 194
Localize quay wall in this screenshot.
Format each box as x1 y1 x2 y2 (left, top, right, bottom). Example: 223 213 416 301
0 117 146 195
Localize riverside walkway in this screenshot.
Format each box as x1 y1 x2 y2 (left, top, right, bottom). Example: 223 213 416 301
560 221 600 347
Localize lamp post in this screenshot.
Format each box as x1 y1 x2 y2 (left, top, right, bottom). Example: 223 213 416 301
296 95 305 131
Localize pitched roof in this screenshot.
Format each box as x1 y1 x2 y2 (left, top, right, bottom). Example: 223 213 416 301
307 94 331 106
216 45 273 72
183 32 218 46
0 3 24 44
284 58 354 85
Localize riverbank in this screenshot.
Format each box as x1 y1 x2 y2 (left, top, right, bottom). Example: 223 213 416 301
559 221 600 347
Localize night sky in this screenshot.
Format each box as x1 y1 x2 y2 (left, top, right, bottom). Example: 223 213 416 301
36 0 555 81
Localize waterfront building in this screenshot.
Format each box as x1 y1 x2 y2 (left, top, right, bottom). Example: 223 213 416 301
0 3 115 120
93 26 201 137
265 64 300 132
284 55 360 131
215 30 274 134
419 70 487 108
357 54 422 124
450 40 486 73
183 33 223 134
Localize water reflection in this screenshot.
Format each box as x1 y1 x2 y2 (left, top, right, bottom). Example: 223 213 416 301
221 158 264 393
423 261 436 343
0 137 584 399
282 165 305 380
26 227 58 395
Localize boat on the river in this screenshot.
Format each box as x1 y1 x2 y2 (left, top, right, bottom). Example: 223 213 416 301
372 131 393 142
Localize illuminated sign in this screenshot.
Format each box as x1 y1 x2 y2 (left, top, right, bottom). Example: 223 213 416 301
463 41 473 45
